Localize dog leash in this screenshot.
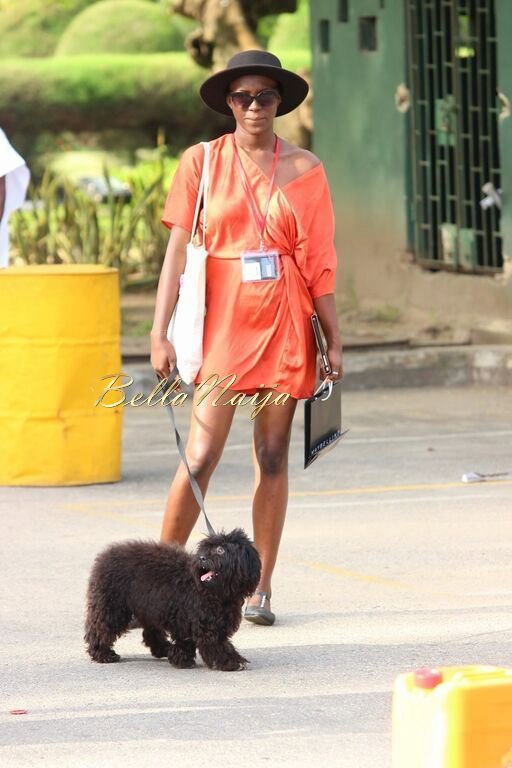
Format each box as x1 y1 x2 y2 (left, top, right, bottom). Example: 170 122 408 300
158 375 216 537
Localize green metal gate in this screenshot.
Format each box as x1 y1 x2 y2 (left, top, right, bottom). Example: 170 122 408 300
405 0 503 273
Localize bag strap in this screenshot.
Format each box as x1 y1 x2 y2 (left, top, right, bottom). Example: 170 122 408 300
158 375 216 537
189 141 210 247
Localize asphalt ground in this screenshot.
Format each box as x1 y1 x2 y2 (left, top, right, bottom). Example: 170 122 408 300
1 380 512 767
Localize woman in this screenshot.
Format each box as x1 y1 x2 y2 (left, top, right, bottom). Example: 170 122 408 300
151 50 342 626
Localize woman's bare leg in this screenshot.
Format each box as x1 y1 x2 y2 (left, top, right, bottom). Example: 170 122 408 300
247 394 297 611
160 387 237 544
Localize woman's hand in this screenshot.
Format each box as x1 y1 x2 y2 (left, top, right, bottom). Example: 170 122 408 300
313 294 343 383
150 333 177 381
320 344 343 382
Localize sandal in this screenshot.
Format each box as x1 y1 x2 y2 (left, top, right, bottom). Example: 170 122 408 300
244 590 275 626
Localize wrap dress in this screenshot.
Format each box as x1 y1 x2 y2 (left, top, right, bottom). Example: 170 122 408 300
162 133 337 399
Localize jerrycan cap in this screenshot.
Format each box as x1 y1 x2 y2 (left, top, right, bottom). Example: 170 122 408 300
414 668 443 689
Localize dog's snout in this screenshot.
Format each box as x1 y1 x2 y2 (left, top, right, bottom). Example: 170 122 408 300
200 555 207 562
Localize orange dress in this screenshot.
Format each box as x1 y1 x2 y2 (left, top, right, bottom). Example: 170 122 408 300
161 133 337 399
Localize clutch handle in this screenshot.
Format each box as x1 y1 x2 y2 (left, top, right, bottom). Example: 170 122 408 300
311 312 332 375
314 379 333 401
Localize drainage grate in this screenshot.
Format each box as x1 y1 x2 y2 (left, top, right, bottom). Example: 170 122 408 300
405 0 503 273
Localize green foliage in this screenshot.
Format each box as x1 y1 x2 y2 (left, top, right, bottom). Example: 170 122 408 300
44 149 133 180
268 0 310 53
115 149 179 189
0 53 227 166
277 49 311 72
43 146 179 188
55 0 195 56
0 0 309 59
0 0 92 57
10 150 175 285
257 13 281 48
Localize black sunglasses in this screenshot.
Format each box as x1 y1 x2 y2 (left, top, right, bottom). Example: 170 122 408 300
228 88 281 109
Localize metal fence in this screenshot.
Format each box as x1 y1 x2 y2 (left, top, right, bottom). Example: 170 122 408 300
406 0 503 273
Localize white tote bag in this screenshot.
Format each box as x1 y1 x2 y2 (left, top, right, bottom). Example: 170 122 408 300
167 141 210 384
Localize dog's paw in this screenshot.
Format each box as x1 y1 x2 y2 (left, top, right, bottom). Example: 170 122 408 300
216 656 249 672
149 643 172 659
169 657 197 669
90 649 121 664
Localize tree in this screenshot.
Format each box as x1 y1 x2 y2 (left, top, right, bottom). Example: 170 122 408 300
171 0 298 69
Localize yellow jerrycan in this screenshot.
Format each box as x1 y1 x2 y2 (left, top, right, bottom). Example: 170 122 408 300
392 665 512 768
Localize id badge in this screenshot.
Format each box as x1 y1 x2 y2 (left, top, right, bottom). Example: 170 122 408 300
241 249 280 282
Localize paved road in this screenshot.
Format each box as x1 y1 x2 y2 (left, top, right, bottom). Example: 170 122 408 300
1 381 512 767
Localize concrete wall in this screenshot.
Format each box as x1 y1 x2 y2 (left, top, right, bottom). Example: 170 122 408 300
311 0 512 335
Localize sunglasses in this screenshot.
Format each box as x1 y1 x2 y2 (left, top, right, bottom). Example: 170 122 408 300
228 88 281 109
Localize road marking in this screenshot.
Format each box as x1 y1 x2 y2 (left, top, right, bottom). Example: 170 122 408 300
291 480 512 497
67 491 442 594
60 479 512 511
0 704 225 722
286 559 471 598
122 442 252 458
332 429 512 445
121 429 512 457
65 504 156 531
64 496 493 598
190 479 512 501
288 559 411 590
117 492 512 518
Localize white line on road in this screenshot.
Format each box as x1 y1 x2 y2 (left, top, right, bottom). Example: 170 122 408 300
111 492 511 519
337 429 512 444
122 429 512 458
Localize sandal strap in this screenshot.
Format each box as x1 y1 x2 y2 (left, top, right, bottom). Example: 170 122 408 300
254 590 270 608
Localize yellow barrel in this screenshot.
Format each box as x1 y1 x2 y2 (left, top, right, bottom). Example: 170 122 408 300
0 264 123 485
392 665 512 768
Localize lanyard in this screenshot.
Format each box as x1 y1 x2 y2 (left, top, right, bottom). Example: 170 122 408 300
232 133 280 249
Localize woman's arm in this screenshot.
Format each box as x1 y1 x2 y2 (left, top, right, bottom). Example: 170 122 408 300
150 224 190 379
313 293 343 380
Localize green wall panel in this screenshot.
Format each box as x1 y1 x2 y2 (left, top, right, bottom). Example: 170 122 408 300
497 0 512 261
311 0 408 298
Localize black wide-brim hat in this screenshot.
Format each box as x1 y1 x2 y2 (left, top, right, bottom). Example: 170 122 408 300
199 50 309 117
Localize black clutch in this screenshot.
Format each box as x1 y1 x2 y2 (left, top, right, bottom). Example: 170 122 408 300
304 381 347 468
305 313 348 468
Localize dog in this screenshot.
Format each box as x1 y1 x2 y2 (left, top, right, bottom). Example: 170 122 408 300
84 528 261 671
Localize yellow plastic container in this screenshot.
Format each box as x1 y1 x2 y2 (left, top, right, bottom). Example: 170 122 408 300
392 665 512 768
0 264 123 485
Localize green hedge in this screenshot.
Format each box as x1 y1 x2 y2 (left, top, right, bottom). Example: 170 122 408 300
0 49 310 165
0 53 228 159
55 0 195 56
0 0 92 58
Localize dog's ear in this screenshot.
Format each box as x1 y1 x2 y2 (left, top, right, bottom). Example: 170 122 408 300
237 541 262 597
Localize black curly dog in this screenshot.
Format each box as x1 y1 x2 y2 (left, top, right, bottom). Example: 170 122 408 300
84 528 261 671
